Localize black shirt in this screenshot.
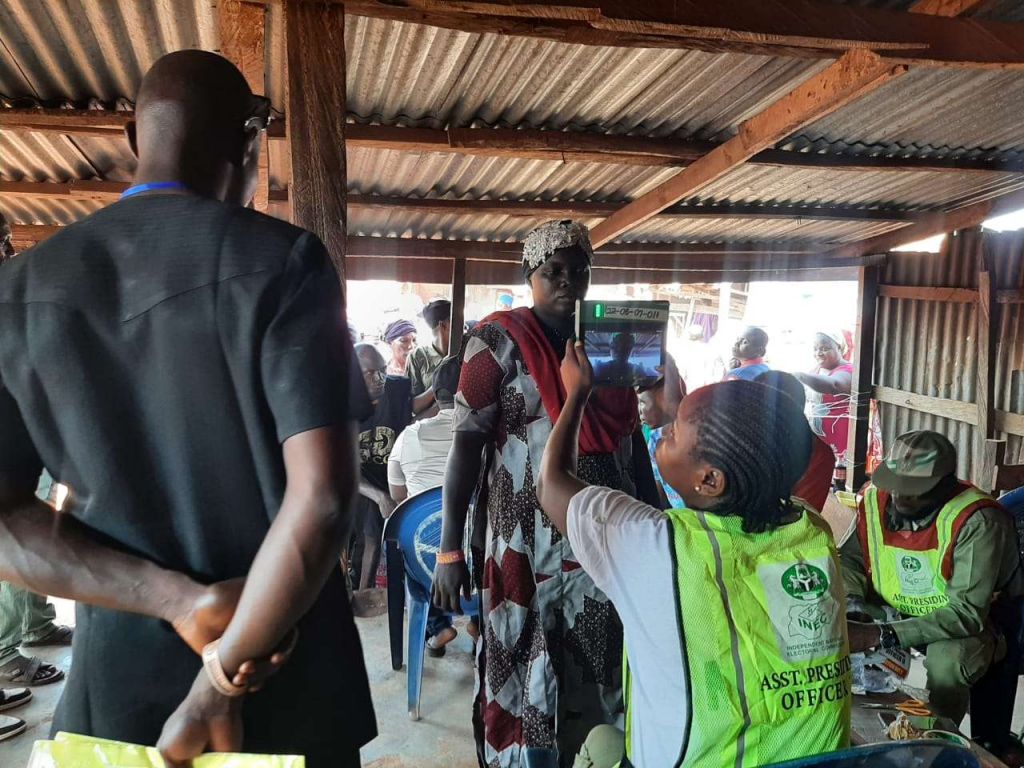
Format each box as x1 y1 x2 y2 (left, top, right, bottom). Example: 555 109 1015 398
359 375 412 491
0 195 376 758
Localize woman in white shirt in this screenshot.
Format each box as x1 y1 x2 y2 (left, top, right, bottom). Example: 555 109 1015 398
537 342 851 768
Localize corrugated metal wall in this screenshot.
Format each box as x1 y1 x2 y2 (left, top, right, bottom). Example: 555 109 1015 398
875 229 1024 482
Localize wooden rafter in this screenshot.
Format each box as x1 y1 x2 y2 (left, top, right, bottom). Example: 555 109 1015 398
0 183 921 222
342 0 1024 69
827 186 1024 259
219 0 270 211
0 180 127 201
590 50 904 247
0 107 286 138
344 194 918 222
5 111 1020 176
908 0 987 17
346 255 867 286
342 235 870 275
347 125 1024 175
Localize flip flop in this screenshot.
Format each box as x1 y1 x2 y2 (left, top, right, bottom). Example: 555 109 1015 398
22 624 73 647
0 688 32 712
426 627 458 658
0 714 26 743
0 655 64 686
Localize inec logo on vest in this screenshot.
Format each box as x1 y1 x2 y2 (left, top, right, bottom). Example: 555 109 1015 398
759 558 843 663
782 564 829 603
895 552 935 596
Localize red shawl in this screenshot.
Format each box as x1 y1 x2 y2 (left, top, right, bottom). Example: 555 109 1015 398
485 307 638 455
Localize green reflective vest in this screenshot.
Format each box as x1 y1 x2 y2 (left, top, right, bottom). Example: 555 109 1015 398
861 485 995 617
624 506 851 768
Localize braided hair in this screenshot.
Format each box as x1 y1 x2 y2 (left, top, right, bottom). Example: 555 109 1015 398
683 380 812 533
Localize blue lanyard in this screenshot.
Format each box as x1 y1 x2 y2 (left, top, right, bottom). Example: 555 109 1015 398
120 181 189 199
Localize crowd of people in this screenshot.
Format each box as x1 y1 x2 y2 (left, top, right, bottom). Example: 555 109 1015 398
0 50 1021 768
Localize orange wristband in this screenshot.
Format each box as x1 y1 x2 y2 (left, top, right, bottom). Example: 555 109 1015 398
436 550 465 565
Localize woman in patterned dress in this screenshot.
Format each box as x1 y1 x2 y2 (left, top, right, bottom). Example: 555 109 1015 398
433 221 657 767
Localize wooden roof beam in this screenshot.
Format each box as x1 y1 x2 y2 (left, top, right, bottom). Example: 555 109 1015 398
345 194 919 222
5 111 1020 176
908 0 988 17
347 125 1024 175
0 107 286 139
344 235 824 261
590 50 905 247
343 0 1024 69
0 183 920 222
826 186 1024 259
346 255 868 286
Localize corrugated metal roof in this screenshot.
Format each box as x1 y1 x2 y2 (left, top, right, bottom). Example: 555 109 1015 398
0 0 216 102
0 195 103 226
346 146 676 202
1 131 135 182
3 1 1024 248
798 67 1024 159
699 163 1024 211
343 15 828 142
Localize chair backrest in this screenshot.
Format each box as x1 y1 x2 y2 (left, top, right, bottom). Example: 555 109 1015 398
760 740 980 768
382 486 445 594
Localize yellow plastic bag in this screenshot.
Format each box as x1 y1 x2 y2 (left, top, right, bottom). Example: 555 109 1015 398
26 732 305 768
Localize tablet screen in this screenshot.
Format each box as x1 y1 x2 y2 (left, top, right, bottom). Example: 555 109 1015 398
576 300 669 388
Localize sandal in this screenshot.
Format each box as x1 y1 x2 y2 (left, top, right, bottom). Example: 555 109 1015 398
0 655 65 686
426 627 458 658
22 624 73 647
0 688 32 712
0 714 26 743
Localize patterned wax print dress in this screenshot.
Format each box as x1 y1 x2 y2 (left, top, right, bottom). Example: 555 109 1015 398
454 321 631 768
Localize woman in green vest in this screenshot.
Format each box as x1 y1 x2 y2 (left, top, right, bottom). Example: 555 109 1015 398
537 341 852 768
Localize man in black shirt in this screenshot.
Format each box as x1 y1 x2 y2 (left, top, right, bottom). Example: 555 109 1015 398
353 344 412 590
0 51 375 766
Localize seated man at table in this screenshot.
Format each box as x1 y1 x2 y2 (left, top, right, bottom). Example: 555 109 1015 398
353 343 412 591
843 430 1024 723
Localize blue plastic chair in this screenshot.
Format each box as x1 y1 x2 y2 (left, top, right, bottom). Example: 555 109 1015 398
382 487 480 720
761 740 980 768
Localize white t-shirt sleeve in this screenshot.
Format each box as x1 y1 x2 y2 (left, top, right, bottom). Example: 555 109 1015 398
387 429 408 487
566 484 670 604
566 484 687 768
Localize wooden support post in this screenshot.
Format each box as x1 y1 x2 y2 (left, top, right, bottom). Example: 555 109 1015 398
975 265 997 486
980 439 1006 494
220 0 269 212
450 258 467 357
847 265 881 491
286 1 348 279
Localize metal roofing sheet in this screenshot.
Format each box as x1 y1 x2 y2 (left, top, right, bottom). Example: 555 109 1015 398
346 146 677 202
0 195 103 226
343 16 827 142
797 67 1024 158
1 131 135 182
0 0 216 102
699 163 1024 211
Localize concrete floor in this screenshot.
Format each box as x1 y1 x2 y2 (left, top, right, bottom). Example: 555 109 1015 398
1 600 479 768
4 599 1024 767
